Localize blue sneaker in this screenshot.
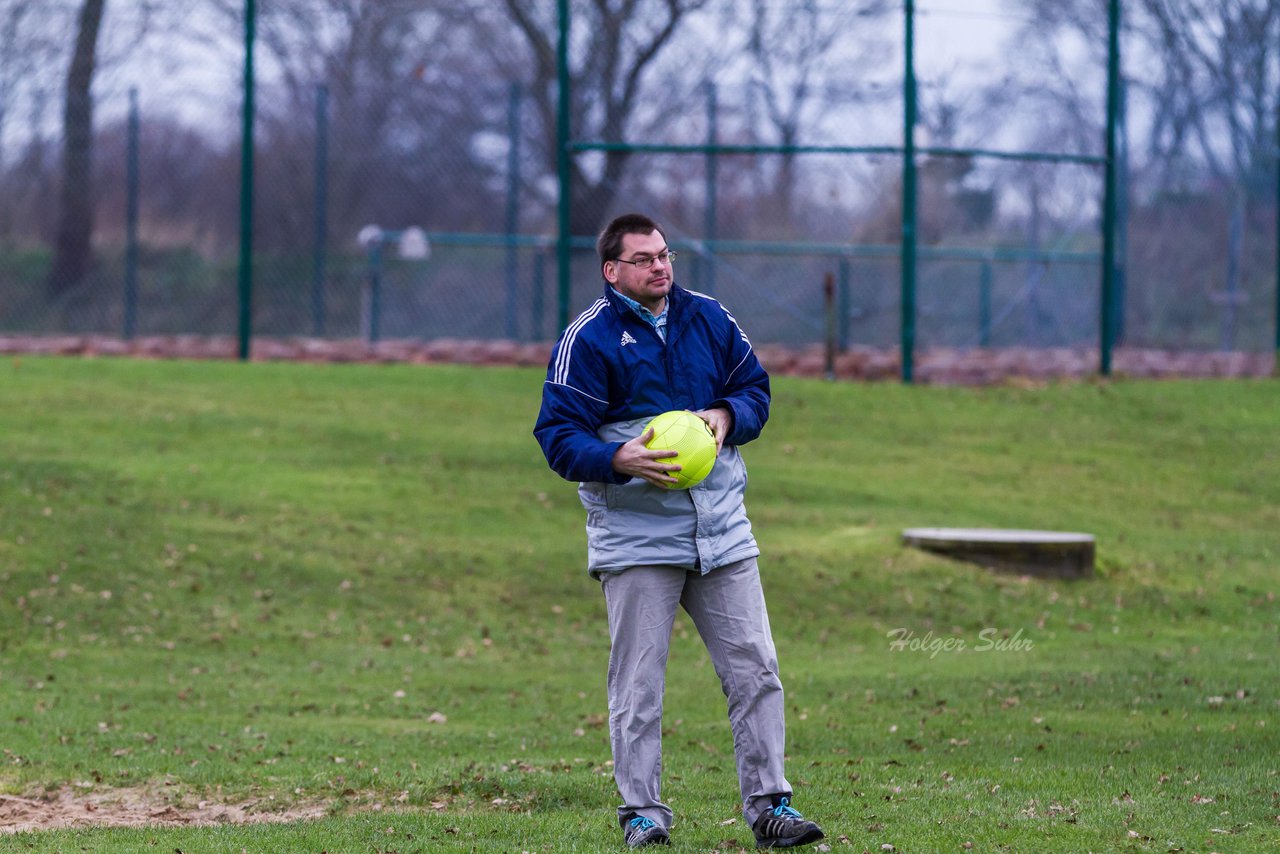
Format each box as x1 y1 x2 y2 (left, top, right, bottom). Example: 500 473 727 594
751 796 824 848
623 814 670 847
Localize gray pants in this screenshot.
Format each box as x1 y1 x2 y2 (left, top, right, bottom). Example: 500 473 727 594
600 557 791 830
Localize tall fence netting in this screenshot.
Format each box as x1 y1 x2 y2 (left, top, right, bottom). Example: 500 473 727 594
0 1 1275 357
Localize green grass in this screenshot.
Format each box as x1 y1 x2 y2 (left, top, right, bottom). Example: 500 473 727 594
1 356 1277 852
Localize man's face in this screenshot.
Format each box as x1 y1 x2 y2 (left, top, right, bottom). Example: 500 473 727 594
603 230 674 311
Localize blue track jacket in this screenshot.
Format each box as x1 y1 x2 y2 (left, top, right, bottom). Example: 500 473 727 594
534 283 771 576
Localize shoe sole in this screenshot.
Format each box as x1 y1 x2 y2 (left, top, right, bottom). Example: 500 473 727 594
756 828 825 848
628 831 671 848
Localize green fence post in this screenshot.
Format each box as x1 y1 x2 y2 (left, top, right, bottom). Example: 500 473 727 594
823 272 836 380
366 241 383 344
1115 76 1129 345
236 0 256 360
1099 0 1121 376
505 83 523 340
979 260 992 347
1274 89 1279 373
533 249 546 342
838 257 851 351
704 81 718 296
312 82 328 337
555 0 572 334
900 0 918 383
123 87 139 340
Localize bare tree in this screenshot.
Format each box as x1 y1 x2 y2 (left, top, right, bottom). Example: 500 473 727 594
47 0 106 296
0 2 37 170
203 0 514 249
0 1 57 241
1137 1 1278 196
739 0 891 234
1012 0 1279 202
1135 0 1278 346
488 0 710 236
1012 0 1279 347
258 1 439 246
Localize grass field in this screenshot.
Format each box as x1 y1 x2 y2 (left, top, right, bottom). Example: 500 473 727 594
1 356 1277 852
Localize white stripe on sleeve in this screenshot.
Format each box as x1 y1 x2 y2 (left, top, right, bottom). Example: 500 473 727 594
553 299 608 387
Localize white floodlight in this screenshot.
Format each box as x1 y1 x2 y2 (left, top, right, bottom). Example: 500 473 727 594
398 226 431 260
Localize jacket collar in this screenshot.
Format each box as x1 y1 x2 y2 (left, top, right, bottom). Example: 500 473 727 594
603 281 689 319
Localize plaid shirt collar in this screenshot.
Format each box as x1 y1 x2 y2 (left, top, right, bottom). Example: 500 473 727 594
610 287 669 342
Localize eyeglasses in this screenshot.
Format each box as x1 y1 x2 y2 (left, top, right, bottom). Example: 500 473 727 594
613 251 677 270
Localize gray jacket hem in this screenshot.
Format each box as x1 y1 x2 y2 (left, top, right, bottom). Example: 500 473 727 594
587 545 761 581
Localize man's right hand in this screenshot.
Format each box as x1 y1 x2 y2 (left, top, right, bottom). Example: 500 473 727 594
611 427 681 488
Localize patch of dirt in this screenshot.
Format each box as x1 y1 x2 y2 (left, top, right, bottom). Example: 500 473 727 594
0 786 329 834
0 335 1273 384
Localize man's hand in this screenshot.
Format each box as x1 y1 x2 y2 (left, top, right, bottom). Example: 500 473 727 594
611 427 681 488
694 407 733 455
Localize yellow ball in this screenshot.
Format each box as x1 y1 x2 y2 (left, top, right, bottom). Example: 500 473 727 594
644 410 718 489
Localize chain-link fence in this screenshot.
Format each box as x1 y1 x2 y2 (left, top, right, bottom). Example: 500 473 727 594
0 1 1276 373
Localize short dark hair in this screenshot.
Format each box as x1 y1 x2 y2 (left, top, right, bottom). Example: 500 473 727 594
597 213 666 265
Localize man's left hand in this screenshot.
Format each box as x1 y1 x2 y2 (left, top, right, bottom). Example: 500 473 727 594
694 407 733 455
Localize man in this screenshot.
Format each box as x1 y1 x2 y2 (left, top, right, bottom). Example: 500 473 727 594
533 213 825 849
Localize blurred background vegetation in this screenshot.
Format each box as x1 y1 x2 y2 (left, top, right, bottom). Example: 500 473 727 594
0 1 1276 352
